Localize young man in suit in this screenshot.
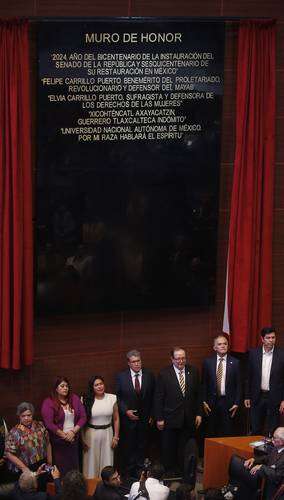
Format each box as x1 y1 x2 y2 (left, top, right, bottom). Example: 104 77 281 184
116 350 155 478
155 347 202 483
244 327 284 435
202 335 241 437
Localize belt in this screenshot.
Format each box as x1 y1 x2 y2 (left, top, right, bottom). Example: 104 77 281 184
87 423 112 430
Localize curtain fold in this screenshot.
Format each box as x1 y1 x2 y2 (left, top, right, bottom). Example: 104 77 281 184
223 20 276 352
0 19 33 369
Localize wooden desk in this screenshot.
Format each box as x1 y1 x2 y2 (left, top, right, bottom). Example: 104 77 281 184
203 435 263 489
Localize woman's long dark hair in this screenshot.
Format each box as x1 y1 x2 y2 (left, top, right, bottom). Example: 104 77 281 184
83 375 105 420
61 470 87 500
51 376 73 423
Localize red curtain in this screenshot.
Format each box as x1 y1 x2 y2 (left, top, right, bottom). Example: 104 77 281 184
223 20 276 352
0 20 33 369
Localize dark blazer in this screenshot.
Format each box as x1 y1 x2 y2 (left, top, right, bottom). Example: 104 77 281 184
116 368 155 422
245 347 284 406
257 448 284 498
202 354 241 409
93 482 122 500
155 364 201 431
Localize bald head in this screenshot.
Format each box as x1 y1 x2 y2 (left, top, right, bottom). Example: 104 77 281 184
273 427 284 442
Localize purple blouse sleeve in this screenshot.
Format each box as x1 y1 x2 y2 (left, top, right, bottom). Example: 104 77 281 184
41 398 60 435
72 394 87 428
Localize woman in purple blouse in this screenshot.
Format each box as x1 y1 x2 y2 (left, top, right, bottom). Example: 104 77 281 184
41 376 86 477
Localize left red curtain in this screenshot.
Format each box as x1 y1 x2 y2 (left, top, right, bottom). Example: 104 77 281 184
0 20 33 369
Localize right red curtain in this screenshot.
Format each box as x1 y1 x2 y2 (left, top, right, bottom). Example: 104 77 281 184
223 20 276 352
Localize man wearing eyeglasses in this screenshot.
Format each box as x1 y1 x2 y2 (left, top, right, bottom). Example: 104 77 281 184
155 347 202 485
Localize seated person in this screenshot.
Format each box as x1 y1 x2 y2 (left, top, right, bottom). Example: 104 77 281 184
129 463 169 500
243 426 284 499
10 465 61 500
60 470 88 500
175 484 195 500
93 466 122 500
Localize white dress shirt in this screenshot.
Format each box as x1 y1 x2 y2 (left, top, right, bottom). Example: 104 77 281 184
129 477 169 500
216 354 227 396
261 347 274 391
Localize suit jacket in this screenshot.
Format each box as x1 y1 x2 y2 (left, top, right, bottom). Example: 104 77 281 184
256 448 284 497
116 368 155 423
245 347 284 406
202 354 241 409
155 364 201 431
93 482 123 500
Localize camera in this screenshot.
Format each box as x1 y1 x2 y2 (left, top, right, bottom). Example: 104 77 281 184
43 464 54 474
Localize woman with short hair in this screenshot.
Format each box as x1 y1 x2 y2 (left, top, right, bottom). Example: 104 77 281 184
5 402 51 487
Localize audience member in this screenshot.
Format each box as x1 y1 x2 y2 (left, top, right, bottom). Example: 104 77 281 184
175 484 194 500
202 335 241 437
93 466 122 500
60 470 88 500
244 327 284 435
10 465 61 500
41 376 86 477
243 426 284 499
82 375 119 478
128 463 169 500
116 350 155 478
5 403 51 490
155 347 201 485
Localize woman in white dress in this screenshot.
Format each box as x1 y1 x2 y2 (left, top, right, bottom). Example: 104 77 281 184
82 375 119 479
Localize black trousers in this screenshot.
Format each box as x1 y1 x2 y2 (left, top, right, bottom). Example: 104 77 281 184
205 397 235 437
120 418 149 477
160 427 198 485
250 392 279 435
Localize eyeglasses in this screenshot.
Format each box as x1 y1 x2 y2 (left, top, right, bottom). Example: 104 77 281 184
173 357 186 361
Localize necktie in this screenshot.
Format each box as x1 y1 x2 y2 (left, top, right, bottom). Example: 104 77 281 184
134 374 141 394
217 358 224 396
179 371 185 396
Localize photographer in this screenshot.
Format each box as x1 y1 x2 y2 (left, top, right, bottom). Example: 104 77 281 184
129 463 169 500
10 465 61 500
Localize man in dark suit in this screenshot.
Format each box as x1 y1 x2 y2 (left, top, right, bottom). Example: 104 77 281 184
116 349 155 478
155 347 202 482
202 335 241 437
244 327 284 435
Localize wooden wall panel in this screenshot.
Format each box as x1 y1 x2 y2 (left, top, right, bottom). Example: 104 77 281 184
130 0 220 17
0 1 284 428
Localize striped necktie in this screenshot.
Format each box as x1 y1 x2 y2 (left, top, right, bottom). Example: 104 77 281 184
217 358 224 396
179 370 185 396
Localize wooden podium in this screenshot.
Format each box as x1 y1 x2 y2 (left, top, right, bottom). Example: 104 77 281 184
203 435 263 489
